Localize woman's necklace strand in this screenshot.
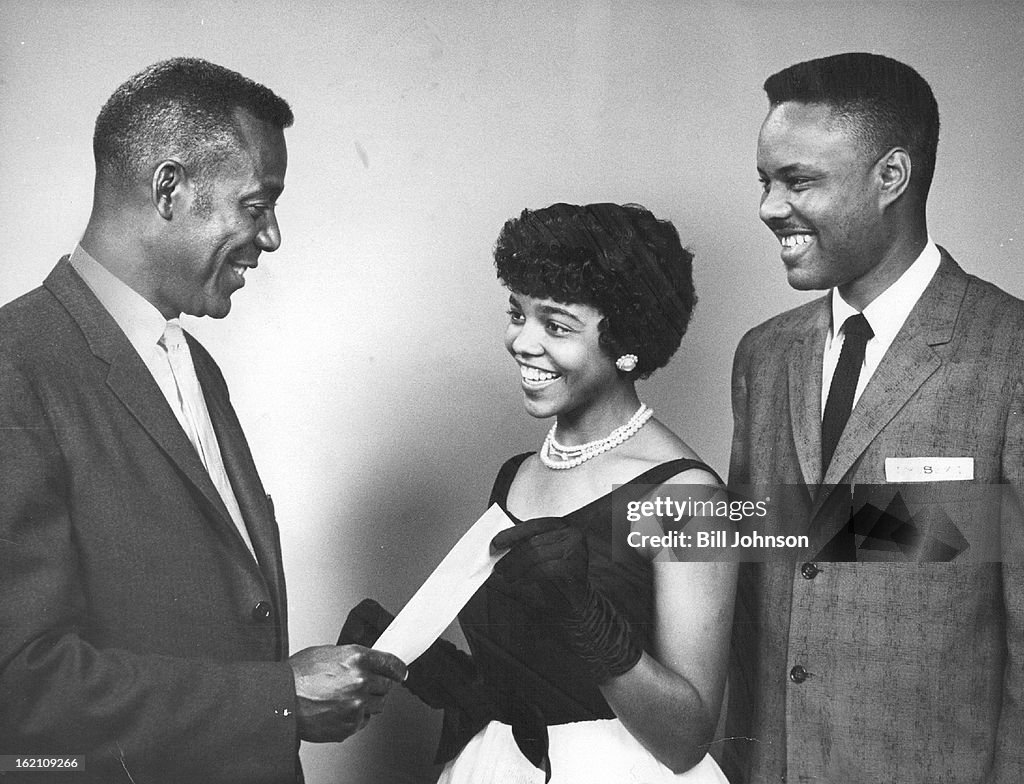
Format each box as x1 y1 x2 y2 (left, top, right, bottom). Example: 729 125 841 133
540 403 653 470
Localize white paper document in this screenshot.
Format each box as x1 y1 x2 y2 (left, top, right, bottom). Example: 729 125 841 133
373 503 515 664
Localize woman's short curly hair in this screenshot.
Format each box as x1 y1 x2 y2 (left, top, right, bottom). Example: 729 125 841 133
494 202 696 378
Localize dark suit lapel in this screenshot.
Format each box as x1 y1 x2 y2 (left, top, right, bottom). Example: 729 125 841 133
813 252 966 517
44 258 239 538
788 298 830 489
198 358 285 601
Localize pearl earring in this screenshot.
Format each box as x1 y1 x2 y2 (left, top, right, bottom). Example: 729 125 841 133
615 354 638 372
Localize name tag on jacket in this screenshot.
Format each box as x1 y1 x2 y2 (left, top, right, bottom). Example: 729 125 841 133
885 457 974 482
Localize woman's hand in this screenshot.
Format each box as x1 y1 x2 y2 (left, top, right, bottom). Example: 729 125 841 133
492 519 590 616
493 520 642 684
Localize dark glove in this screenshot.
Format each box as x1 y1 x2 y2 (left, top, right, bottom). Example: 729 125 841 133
339 599 489 711
338 597 392 647
492 521 643 684
492 519 590 615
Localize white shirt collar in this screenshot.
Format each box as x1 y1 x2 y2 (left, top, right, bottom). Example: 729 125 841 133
830 239 942 342
69 245 169 356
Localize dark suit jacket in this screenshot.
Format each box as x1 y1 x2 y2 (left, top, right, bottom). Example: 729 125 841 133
0 259 299 783
722 251 1024 782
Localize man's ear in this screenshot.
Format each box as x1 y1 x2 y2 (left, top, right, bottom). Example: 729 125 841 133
152 160 186 220
877 147 912 207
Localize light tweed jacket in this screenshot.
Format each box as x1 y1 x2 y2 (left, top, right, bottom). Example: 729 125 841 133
720 250 1024 783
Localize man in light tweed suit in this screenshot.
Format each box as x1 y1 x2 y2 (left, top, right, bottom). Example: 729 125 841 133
721 52 1024 783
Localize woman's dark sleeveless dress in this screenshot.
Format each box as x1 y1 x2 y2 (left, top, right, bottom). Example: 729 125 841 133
435 453 729 784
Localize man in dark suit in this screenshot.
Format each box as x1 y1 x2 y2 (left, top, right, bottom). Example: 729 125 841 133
0 58 406 783
723 53 1024 782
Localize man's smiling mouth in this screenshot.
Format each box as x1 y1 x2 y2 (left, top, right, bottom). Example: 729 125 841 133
779 233 814 248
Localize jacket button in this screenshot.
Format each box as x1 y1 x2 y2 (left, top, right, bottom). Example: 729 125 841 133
790 665 809 683
252 601 273 622
800 562 820 579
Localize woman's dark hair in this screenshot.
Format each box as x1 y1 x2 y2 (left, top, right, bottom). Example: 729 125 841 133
494 202 695 378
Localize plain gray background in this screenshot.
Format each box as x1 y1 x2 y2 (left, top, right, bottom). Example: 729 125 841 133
2 2 1022 782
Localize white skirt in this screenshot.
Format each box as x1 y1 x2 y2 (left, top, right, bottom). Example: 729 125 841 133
436 719 730 784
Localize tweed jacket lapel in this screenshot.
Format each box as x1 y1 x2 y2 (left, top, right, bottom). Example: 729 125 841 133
787 298 830 490
44 258 244 548
811 251 967 521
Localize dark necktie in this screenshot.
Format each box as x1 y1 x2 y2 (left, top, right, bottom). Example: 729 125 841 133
821 313 874 471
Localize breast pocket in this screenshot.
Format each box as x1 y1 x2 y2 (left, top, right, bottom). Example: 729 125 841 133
851 481 1005 562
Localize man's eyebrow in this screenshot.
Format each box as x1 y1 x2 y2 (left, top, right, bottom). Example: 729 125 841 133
244 182 284 200
773 163 820 176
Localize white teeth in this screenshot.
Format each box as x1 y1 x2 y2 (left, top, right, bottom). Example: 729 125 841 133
780 233 813 248
520 366 559 384
231 264 247 277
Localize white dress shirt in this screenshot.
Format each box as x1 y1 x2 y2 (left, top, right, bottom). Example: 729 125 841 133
821 240 942 416
69 245 258 561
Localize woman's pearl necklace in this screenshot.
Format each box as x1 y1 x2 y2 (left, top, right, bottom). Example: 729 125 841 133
539 404 653 470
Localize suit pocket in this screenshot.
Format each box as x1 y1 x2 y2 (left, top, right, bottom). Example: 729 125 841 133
854 481 1003 561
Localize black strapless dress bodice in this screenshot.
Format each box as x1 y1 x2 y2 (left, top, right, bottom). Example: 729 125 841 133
437 453 720 765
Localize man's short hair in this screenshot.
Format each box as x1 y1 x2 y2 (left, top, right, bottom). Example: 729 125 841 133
764 52 940 197
93 57 293 188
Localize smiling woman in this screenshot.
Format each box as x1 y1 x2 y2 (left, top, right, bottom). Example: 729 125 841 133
497 203 696 381
494 204 697 468
390 203 738 783
504 293 619 424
